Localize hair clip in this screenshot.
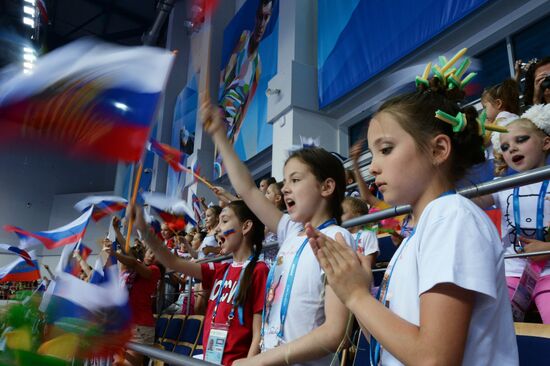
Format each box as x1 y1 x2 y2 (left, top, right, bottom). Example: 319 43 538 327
415 62 432 88
435 110 467 132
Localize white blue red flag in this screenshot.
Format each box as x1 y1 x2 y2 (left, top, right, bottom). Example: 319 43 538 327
74 195 127 221
0 251 40 282
142 192 197 231
0 243 35 267
4 206 93 250
148 139 185 171
0 38 174 162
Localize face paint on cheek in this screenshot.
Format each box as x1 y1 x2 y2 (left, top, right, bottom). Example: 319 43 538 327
223 229 236 236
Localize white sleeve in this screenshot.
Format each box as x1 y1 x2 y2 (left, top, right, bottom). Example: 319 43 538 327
276 214 302 245
416 208 498 300
360 231 379 256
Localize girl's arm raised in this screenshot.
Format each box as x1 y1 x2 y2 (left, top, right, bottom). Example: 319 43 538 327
202 102 283 233
126 204 202 280
309 227 474 366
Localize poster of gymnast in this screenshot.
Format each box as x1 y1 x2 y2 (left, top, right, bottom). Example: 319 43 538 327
214 0 279 178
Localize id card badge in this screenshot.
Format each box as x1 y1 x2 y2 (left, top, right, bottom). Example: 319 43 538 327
205 323 229 365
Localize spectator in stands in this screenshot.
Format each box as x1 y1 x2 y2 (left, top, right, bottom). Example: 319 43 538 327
264 182 285 211
344 169 360 197
105 239 162 366
197 205 222 259
258 177 276 194
160 222 176 250
481 79 521 125
127 200 269 365
475 104 550 323
524 57 550 107
341 197 379 267
202 101 353 366
309 80 518 365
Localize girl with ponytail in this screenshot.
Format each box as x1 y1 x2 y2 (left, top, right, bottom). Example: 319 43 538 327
127 200 268 366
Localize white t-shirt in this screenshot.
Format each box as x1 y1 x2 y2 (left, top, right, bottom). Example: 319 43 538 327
381 194 518 366
352 229 379 256
261 214 353 366
492 181 550 277
198 234 218 260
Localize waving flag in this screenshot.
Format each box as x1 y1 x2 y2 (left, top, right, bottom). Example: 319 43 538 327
192 192 203 223
148 139 185 171
74 195 127 221
0 243 35 267
63 242 92 277
44 260 132 358
0 251 40 282
0 38 174 162
37 0 49 23
142 192 197 231
4 207 93 250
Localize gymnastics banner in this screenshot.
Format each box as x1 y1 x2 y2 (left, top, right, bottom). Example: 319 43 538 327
167 74 199 197
0 38 174 162
318 0 490 107
215 0 279 178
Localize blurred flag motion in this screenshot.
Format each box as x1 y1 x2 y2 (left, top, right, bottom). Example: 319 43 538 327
0 38 174 162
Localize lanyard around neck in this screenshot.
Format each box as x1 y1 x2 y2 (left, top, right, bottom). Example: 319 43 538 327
261 218 337 342
211 255 253 326
513 181 549 242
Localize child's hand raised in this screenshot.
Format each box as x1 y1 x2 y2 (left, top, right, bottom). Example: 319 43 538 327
125 203 148 236
200 98 225 136
306 223 373 307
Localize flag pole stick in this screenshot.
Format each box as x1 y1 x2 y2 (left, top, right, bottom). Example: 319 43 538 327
179 165 215 191
125 163 143 253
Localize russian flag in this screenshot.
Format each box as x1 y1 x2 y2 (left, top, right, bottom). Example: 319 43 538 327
44 261 132 358
0 251 40 283
74 195 127 221
0 38 174 162
0 243 35 267
142 192 197 231
63 242 92 277
192 192 203 223
148 139 185 171
4 206 93 250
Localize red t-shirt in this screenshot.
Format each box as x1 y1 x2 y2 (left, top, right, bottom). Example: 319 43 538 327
201 261 268 366
129 264 161 327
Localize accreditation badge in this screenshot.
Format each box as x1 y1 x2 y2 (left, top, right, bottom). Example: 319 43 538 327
205 323 230 364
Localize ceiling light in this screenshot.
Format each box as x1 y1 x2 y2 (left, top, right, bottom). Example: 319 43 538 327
23 53 36 62
23 0 36 4
23 6 35 16
23 62 34 69
23 17 35 28
23 47 35 54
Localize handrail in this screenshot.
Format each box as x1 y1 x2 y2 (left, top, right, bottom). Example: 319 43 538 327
127 342 215 366
342 165 550 228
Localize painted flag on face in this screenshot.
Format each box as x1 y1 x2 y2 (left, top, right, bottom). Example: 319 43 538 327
4 206 93 250
0 38 174 162
74 195 127 221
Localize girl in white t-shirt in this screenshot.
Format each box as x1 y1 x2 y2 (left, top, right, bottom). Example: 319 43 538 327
341 197 379 266
202 101 353 366
308 62 519 365
475 104 550 323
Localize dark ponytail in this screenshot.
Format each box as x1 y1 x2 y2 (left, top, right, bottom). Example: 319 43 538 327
227 200 265 309
482 79 520 115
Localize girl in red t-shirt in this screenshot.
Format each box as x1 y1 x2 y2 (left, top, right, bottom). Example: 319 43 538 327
128 200 268 365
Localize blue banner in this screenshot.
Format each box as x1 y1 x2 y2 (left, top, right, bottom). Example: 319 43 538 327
318 0 491 107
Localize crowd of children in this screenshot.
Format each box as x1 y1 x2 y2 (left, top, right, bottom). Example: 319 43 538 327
4 52 549 366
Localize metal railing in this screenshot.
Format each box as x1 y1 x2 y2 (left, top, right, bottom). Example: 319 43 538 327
127 342 215 366
342 165 550 228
